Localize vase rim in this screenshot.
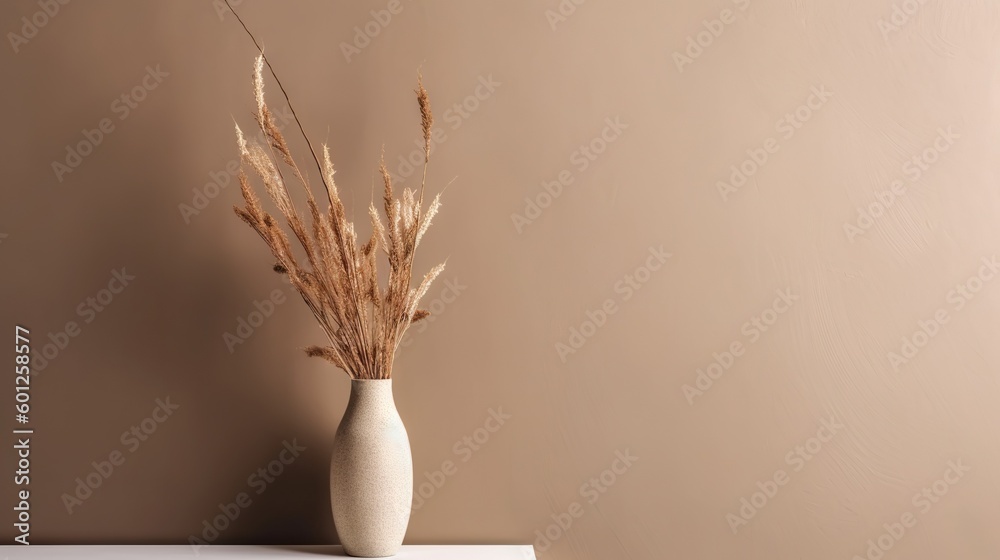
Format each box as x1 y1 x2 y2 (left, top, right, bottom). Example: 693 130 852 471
350 378 393 382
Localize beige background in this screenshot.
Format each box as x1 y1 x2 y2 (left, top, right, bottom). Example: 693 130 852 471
3 0 1000 558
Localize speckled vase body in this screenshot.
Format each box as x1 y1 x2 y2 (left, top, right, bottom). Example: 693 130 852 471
331 379 412 557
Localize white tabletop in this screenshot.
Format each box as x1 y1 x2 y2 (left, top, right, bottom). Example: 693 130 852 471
1 545 535 559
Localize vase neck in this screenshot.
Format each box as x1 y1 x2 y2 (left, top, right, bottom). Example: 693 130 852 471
348 379 395 408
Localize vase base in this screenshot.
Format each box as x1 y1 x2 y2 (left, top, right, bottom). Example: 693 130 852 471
343 547 400 558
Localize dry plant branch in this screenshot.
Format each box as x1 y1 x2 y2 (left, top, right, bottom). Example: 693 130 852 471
226 5 444 379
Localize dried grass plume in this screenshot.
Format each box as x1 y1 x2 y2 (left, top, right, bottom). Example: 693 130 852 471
232 54 444 380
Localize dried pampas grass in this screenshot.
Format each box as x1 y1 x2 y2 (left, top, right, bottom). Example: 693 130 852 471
231 50 445 380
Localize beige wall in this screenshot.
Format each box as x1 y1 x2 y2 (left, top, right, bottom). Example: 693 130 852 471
3 0 1000 558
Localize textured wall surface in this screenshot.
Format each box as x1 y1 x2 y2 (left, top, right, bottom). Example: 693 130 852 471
3 1 1000 558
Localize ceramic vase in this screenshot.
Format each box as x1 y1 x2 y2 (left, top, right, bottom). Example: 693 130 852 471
331 379 412 557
